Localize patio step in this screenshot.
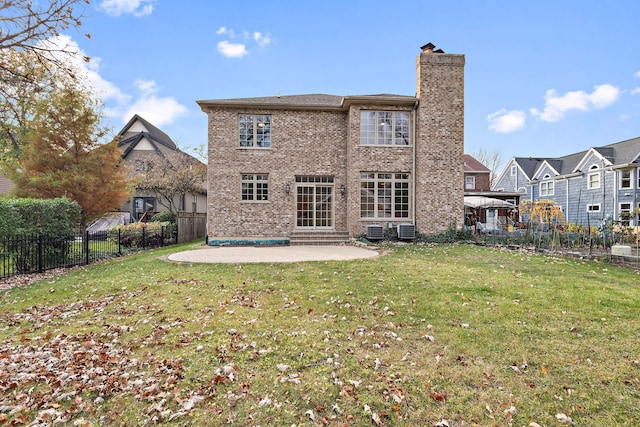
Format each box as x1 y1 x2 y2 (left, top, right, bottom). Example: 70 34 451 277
289 230 350 246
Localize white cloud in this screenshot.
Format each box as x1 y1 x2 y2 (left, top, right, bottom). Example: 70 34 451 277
487 109 526 133
134 78 158 96
216 27 234 37
122 95 188 127
632 87 640 95
217 40 248 58
635 70 640 78
100 0 155 17
39 35 131 109
254 32 271 47
37 35 187 129
121 79 188 126
530 84 620 122
215 26 271 58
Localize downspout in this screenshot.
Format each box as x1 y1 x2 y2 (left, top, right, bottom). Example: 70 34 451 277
412 100 418 228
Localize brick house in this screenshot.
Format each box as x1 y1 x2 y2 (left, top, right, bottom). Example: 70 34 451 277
464 154 491 192
463 154 519 232
197 43 464 244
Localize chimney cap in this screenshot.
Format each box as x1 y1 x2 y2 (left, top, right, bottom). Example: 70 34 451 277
420 42 436 51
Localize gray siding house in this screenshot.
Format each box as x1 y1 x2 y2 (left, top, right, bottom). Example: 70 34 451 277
493 137 640 227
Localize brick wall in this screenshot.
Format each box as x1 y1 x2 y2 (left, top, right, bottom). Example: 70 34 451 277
415 52 465 234
206 108 348 238
203 46 465 239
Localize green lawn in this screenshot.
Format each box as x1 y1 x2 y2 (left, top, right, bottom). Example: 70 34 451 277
0 242 639 426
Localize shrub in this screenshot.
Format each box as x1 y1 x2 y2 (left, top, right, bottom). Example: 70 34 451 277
0 197 81 237
110 221 173 249
0 198 81 272
151 210 176 224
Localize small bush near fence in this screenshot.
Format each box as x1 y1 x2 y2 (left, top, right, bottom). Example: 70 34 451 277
0 223 177 279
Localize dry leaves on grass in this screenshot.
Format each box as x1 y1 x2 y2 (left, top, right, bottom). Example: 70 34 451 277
0 290 223 425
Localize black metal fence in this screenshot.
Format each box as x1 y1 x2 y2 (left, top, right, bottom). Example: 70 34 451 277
0 224 177 280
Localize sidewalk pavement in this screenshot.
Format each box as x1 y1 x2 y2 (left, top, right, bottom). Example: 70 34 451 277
167 245 380 264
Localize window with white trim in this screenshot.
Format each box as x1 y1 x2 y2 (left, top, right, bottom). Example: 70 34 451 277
465 176 475 190
620 169 632 189
588 165 600 189
587 204 600 213
540 175 554 196
360 173 410 218
360 111 410 145
241 174 269 201
620 202 632 226
510 166 517 176
239 115 271 148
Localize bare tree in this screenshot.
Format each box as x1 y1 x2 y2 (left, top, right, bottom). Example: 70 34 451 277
0 1 90 161
471 147 504 189
0 0 89 79
133 150 207 214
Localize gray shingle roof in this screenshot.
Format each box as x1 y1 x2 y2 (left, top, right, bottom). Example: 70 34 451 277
514 136 640 179
196 93 417 110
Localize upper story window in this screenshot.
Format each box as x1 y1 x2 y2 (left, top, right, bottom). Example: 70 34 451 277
465 176 475 190
620 169 632 189
588 165 600 189
239 115 271 148
510 166 517 176
360 172 410 218
360 111 410 146
241 174 269 201
540 175 554 196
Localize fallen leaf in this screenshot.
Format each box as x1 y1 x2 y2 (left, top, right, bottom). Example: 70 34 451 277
556 413 575 425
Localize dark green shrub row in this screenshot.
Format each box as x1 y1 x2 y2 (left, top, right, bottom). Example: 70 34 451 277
0 197 81 237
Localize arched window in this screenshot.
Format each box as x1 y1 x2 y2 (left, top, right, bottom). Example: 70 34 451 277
588 165 600 189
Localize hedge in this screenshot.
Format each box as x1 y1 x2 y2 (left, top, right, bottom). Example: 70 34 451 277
0 198 81 237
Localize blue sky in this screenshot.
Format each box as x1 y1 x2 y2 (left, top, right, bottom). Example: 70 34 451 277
59 0 640 163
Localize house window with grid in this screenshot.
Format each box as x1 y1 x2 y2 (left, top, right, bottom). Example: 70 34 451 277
239 115 271 148
620 169 632 189
241 174 269 201
540 180 554 196
465 176 475 190
587 204 600 213
360 173 410 218
360 111 410 145
588 166 600 189
620 203 632 226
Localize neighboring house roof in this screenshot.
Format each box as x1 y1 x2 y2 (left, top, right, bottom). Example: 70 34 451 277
463 154 490 173
117 114 178 157
500 136 640 186
116 115 207 194
197 93 417 111
512 157 549 179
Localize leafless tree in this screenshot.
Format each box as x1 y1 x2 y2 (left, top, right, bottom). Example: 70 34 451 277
0 0 89 78
471 147 504 189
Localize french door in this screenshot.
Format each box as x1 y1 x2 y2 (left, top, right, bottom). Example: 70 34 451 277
296 176 334 229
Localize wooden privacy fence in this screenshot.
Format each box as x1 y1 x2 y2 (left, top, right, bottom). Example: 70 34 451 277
176 212 207 243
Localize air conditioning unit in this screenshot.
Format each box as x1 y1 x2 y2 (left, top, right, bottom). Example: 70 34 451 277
366 225 384 240
397 223 416 240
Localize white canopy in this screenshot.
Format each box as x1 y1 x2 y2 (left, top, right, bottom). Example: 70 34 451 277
464 196 515 209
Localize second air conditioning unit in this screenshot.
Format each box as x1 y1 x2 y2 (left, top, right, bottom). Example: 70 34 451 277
397 223 416 240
